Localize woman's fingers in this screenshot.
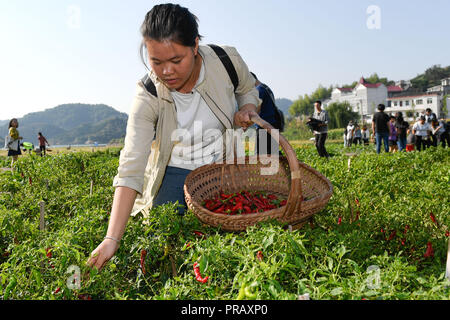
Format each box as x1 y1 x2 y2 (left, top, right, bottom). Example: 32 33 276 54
235 110 257 129
86 240 118 271
86 251 99 268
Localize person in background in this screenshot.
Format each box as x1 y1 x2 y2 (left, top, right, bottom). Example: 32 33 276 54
425 108 437 123
343 126 348 147
430 119 448 148
371 104 391 154
361 125 370 145
388 116 398 153
406 128 415 152
439 119 450 148
37 132 50 157
412 116 431 151
311 100 329 158
345 121 355 147
7 118 23 167
250 72 281 156
425 108 437 147
395 112 408 152
353 124 362 145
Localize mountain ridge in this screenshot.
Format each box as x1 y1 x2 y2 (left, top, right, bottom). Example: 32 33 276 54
1 103 128 146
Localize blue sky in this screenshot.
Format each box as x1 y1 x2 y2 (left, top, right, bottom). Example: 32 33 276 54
1 0 449 120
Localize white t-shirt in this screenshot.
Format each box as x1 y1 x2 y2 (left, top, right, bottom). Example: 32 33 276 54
361 130 370 139
346 125 354 139
412 122 431 137
168 62 225 170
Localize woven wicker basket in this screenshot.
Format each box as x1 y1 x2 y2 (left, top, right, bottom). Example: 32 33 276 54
184 115 333 232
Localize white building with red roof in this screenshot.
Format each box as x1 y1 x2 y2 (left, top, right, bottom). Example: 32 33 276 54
328 76 450 122
330 77 395 122
386 93 447 121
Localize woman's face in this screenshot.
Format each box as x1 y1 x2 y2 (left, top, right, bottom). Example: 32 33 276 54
11 119 18 128
145 38 199 92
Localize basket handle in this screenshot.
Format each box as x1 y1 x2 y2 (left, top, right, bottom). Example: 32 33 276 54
250 114 302 219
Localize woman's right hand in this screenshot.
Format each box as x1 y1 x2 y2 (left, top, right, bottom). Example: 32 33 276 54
86 238 120 271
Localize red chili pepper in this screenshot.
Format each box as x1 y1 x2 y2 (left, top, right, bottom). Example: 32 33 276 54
424 242 434 258
193 262 209 284
337 217 342 225
355 198 360 206
380 228 385 233
140 249 147 275
29 177 32 186
214 205 225 214
387 230 396 241
54 287 61 294
401 238 406 246
46 247 52 259
354 211 360 222
403 225 410 234
446 230 450 237
429 212 438 225
256 251 263 261
193 231 205 238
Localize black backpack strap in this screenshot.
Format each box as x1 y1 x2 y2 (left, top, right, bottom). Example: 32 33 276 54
141 74 157 97
208 44 239 93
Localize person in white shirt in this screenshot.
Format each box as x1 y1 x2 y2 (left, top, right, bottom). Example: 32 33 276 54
346 121 355 147
412 116 431 151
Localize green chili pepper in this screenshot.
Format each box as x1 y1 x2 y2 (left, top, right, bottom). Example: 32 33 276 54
3 276 17 300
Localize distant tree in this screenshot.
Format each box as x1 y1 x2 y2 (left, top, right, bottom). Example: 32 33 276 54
325 101 359 129
443 94 449 117
365 73 395 86
411 64 450 91
289 85 332 117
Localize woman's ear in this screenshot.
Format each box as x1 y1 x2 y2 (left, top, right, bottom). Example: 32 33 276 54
193 37 199 56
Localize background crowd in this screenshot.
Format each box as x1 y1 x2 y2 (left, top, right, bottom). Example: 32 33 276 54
345 106 449 153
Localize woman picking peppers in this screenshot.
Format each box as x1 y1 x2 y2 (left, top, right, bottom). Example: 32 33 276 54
87 3 261 271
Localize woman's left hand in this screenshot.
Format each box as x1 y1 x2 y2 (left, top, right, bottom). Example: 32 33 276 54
234 108 259 130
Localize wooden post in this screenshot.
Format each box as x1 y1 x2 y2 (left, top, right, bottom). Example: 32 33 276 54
39 201 45 231
90 180 94 196
345 152 357 171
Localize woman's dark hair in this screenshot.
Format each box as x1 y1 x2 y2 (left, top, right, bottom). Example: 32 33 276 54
139 4 203 69
9 118 18 129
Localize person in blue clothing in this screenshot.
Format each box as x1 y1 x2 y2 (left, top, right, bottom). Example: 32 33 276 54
250 72 283 156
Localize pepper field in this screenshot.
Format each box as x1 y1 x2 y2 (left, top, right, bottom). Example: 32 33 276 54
0 144 449 300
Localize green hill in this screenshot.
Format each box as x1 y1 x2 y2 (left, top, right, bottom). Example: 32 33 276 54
410 65 450 92
275 98 293 115
1 104 128 146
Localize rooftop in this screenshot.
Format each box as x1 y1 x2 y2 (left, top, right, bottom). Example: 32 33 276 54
388 92 439 100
